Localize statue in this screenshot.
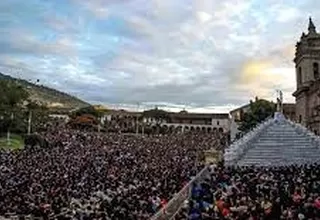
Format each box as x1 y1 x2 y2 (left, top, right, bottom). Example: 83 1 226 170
276 90 283 113
275 90 285 121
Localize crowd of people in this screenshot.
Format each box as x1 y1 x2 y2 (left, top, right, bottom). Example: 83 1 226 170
175 164 320 220
0 122 226 219
5 114 320 220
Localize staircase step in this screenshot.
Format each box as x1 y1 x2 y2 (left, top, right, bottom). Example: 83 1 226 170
229 117 320 167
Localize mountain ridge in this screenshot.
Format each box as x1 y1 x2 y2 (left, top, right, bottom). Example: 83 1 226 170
0 72 90 109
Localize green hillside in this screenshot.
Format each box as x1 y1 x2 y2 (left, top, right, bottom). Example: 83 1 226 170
0 73 90 110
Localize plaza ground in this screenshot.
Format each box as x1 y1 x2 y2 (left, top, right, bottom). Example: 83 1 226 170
0 134 24 150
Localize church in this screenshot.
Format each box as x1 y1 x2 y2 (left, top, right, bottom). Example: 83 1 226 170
293 17 320 135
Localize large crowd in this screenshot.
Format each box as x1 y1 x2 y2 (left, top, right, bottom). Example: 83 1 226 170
0 122 226 220
3 115 320 220
175 164 320 220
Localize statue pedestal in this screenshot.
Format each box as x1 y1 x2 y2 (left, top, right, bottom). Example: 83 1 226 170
274 112 285 121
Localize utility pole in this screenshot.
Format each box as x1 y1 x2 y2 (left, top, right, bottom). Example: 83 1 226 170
136 102 140 135
141 105 145 136
97 119 101 133
27 110 32 135
7 112 13 147
26 79 40 136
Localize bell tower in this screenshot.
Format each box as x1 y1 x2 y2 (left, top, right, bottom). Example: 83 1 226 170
293 17 320 126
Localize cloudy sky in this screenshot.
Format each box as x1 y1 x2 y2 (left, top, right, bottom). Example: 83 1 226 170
0 0 318 112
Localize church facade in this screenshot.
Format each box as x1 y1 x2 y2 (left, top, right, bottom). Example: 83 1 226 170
293 18 320 134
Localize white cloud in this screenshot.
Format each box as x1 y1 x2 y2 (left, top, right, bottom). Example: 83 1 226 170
3 0 320 111
196 11 212 23
71 0 109 18
83 0 305 107
5 29 77 57
271 5 302 23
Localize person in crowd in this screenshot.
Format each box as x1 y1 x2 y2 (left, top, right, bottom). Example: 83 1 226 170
0 122 226 219
175 163 320 220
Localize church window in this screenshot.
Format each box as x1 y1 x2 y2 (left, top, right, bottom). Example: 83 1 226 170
297 67 302 84
299 115 302 123
313 62 319 80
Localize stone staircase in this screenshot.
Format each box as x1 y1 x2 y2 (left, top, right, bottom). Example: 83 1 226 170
224 113 320 167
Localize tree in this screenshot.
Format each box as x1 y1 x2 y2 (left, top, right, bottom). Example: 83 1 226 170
0 80 29 148
71 106 102 118
238 98 275 133
70 106 104 132
25 101 49 134
0 80 29 108
0 80 29 136
142 108 169 124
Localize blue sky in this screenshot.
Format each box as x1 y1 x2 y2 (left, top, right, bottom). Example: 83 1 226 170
0 0 318 112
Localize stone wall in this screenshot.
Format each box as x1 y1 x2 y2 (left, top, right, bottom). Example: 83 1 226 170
295 92 309 126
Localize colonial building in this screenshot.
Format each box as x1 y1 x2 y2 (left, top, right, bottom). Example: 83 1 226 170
47 107 73 122
102 108 230 133
163 111 230 133
229 104 251 123
293 17 320 134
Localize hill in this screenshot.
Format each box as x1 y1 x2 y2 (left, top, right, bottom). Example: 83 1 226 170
0 72 90 110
